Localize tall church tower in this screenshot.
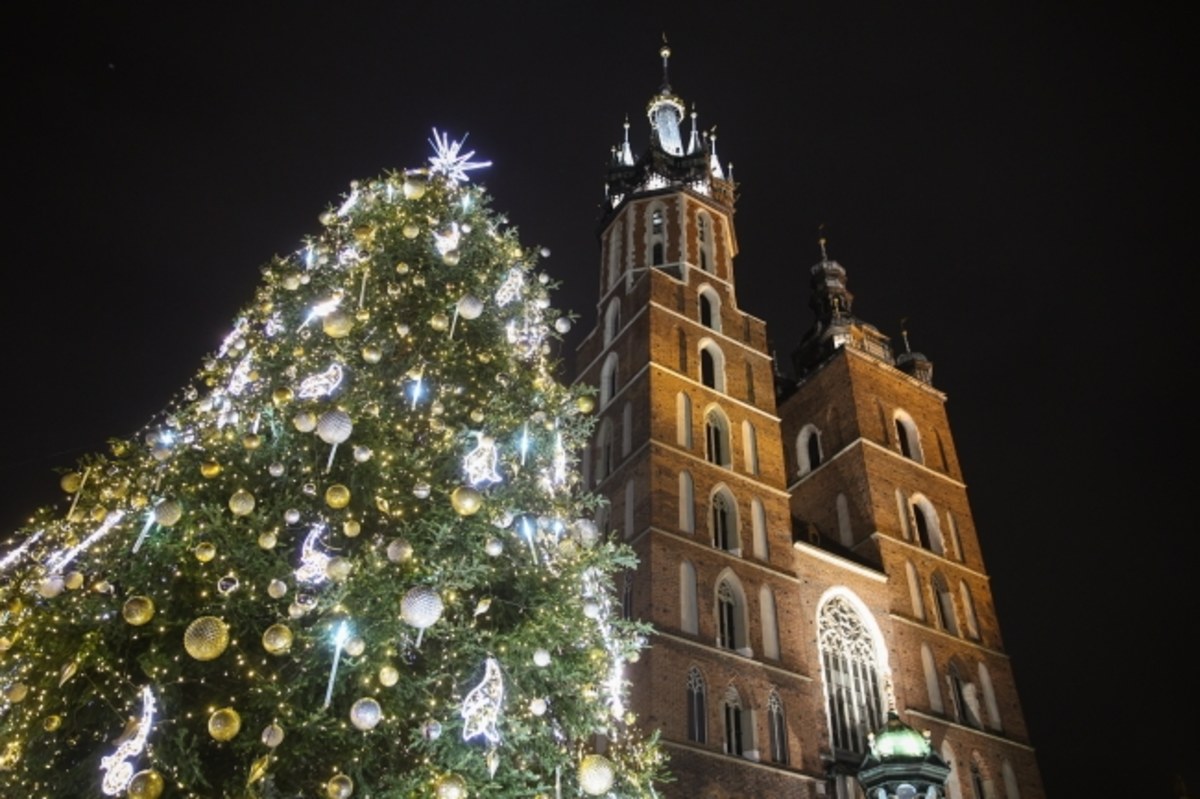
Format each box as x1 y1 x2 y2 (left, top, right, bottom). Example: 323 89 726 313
574 46 1045 799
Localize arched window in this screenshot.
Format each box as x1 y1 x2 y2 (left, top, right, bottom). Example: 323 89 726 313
921 643 943 713
650 207 666 266
606 220 623 289
836 493 853 547
685 666 707 743
621 402 633 456
676 392 692 448
596 419 614 483
895 489 911 540
603 298 621 346
979 662 1002 731
680 560 698 634
750 498 768 560
947 511 963 561
906 561 925 620
1001 761 1020 799
943 742 964 799
767 691 788 764
818 594 885 755
600 353 619 407
969 754 991 799
698 340 726 391
677 329 688 372
723 686 745 757
698 286 721 331
796 423 822 475
715 574 749 653
948 660 982 729
711 488 738 552
697 211 715 274
678 471 695 533
704 407 731 468
932 572 959 635
894 409 924 464
623 479 635 539
911 495 946 555
760 585 780 660
742 421 759 474
961 580 980 639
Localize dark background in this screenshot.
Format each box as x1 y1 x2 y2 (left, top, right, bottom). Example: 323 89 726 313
1 3 1192 796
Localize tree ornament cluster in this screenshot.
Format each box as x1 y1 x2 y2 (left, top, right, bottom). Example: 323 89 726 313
0 133 663 797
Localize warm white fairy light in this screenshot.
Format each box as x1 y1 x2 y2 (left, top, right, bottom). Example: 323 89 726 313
519 423 530 466
461 657 504 745
427 128 492 187
0 529 43 573
323 621 351 710
216 318 248 359
294 524 330 584
433 222 461 256
99 686 156 795
130 512 155 554
44 510 125 574
296 363 345 399
337 187 360 217
463 433 502 487
302 296 342 328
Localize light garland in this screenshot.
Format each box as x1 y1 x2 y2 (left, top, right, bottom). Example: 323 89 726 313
99 686 156 796
461 657 504 745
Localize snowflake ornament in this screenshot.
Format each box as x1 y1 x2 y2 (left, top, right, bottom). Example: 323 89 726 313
427 128 492 187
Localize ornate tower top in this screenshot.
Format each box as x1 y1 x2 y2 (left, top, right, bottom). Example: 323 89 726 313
602 42 734 223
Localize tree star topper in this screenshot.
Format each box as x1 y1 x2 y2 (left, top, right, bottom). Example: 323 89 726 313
428 128 492 187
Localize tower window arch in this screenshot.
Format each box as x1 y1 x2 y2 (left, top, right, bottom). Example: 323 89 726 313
906 560 925 621
921 643 943 713
796 423 823 475
961 579 980 639
1001 761 1020 799
947 659 982 728
698 285 721 332
595 419 614 483
969 753 993 799
698 340 726 392
910 494 946 555
931 572 959 636
818 593 885 755
603 298 621 347
722 686 750 757
893 409 924 464
685 666 707 743
767 691 788 764
679 560 698 634
621 402 633 456
742 421 759 475
649 206 666 267
599 352 619 407
715 573 750 653
678 471 695 533
697 210 715 274
710 487 739 553
978 662 1002 731
760 584 780 660
750 498 768 560
704 407 732 468
676 392 692 448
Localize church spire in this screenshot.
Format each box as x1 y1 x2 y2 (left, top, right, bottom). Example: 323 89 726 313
647 40 685 156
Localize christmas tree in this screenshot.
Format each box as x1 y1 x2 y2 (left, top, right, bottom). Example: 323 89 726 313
0 132 664 799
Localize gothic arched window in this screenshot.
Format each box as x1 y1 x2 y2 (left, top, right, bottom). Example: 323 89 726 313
797 423 822 476
723 686 745 757
767 691 788 764
697 211 714 274
698 286 721 331
705 407 731 467
818 594 885 755
711 489 738 552
698 341 725 392
894 409 924 464
600 352 619 408
686 667 707 743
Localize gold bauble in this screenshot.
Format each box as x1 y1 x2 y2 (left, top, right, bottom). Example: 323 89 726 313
353 224 376 244
578 754 615 796
379 664 400 686
402 223 420 239
325 484 351 509
258 531 277 549
430 313 450 331
262 623 293 655
195 542 217 562
247 754 271 786
441 249 461 266
242 433 262 450
326 774 354 799
355 308 370 322
130 492 149 510
576 395 596 414
450 486 483 516
228 488 255 517
126 769 165 799
4 682 28 702
343 519 361 537
402 177 426 200
60 472 82 493
184 616 230 661
64 571 84 590
272 387 294 406
111 440 130 457
293 411 317 432
362 345 382 364
325 556 353 581
207 707 241 741
91 505 109 522
122 596 156 626
43 714 62 732
200 461 222 479
434 773 467 799
323 310 354 338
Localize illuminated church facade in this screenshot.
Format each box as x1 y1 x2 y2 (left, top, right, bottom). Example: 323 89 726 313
574 48 1046 799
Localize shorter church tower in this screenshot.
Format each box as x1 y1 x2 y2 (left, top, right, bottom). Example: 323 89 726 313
574 45 1045 799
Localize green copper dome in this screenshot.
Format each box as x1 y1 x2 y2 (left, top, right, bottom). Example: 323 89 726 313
870 712 932 760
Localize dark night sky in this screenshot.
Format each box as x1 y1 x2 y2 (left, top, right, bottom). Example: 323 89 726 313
1 3 1192 796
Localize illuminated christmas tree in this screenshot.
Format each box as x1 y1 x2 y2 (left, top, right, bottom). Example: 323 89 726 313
0 132 664 799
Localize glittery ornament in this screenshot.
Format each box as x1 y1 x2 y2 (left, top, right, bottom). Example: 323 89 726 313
349 698 382 730
325 484 351 509
343 519 361 537
362 345 382 363
316 410 353 444
258 531 277 549
285 508 301 524
555 317 572 333
379 665 399 686
387 539 414 562
576 395 595 414
450 486 482 516
529 698 547 716
326 774 354 799
122 596 155 626
412 482 431 499
262 624 293 654
60 472 83 493
353 445 372 463
207 707 241 741
532 649 551 667
322 310 354 338
267 579 288 599
201 461 222 479
326 556 352 581
126 769 165 799
269 462 285 477
578 754 615 795
430 313 450 331
422 719 443 740
434 773 466 799
184 616 230 661
293 411 317 432
484 538 503 557
153 498 182 526
457 295 484 319
194 542 216 562
229 488 255 516
401 586 444 630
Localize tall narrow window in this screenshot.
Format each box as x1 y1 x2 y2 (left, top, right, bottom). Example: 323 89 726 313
678 471 695 533
760 585 780 660
906 561 925 620
751 498 768 560
650 208 665 266
797 424 822 475
947 511 963 561
596 419 614 483
961 580 980 639
686 667 707 743
836 493 852 547
606 220 623 289
717 580 737 650
698 286 721 332
932 572 958 635
679 560 698 634
914 503 932 550
705 408 731 467
698 341 725 391
603 299 620 346
723 687 744 756
1002 761 1020 799
623 480 635 539
767 691 788 764
894 410 924 464
711 490 737 552
700 292 715 329
676 393 692 448
742 421 759 474
818 594 885 755
600 353 618 407
697 212 714 274
911 496 945 554
921 644 943 713
970 758 987 799
979 662 1002 731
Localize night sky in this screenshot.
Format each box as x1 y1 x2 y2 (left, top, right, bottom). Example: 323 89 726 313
2 4 1191 796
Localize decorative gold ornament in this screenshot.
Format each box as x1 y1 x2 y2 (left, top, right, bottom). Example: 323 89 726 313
122 596 156 626
293 411 317 432
4 682 28 702
247 754 271 786
469 408 485 423
126 769 165 799
323 310 354 338
130 492 149 510
325 484 351 509
343 519 361 537
326 774 354 799
184 616 230 661
258 531 277 549
111 440 130 457
379 664 400 686
261 722 285 747
450 486 482 516
325 556 353 581
60 472 83 493
262 624 293 655
434 773 467 799
207 707 241 741
195 542 217 562
576 395 595 414
430 313 450 331
200 461 222 479
402 177 426 200
353 224 376 244
64 571 84 590
242 433 262 450
578 754 615 796
229 488 255 516
91 505 109 522
362 345 382 364
43 714 62 732
272 387 294 406
441 249 461 266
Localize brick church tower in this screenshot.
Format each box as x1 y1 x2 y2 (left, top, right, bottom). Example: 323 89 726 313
574 46 1045 799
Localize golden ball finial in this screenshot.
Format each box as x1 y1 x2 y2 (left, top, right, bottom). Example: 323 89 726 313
660 44 671 59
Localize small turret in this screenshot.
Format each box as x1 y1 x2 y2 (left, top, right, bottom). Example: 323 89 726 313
855 711 951 799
